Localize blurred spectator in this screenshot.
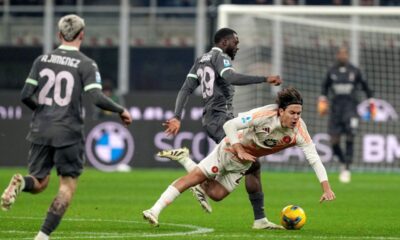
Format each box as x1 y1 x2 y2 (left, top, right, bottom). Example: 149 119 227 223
306 0 350 5
158 0 195 7
381 0 400 5
231 0 272 4
360 0 374 5
283 0 298 5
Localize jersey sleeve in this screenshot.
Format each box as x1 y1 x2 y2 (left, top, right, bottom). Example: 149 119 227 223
321 70 332 97
25 56 42 87
173 63 200 119
81 60 102 92
295 119 319 165
295 119 328 182
223 106 275 144
356 68 373 98
214 53 235 77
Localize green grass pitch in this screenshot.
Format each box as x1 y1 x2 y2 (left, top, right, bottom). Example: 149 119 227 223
0 168 399 240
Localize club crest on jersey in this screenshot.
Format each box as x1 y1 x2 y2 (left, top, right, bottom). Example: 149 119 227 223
223 59 232 67
211 166 219 173
282 136 291 144
349 72 355 81
264 139 278 147
85 122 134 172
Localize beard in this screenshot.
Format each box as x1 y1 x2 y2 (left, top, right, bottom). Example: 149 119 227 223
226 48 235 60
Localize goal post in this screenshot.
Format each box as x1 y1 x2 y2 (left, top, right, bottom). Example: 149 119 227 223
218 5 400 171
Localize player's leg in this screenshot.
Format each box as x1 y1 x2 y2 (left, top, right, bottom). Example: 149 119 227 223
243 161 283 230
143 167 208 226
35 176 78 240
34 142 83 240
1 144 53 211
157 147 196 172
158 147 212 212
339 117 358 183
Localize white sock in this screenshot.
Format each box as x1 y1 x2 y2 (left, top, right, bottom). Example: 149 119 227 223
178 156 197 172
35 231 49 240
150 185 181 216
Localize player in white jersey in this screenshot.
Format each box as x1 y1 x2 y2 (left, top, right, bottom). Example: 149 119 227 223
143 87 335 227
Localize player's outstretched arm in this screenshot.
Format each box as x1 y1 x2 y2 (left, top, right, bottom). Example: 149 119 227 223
163 117 181 136
87 88 132 126
319 181 336 203
266 75 282 86
119 109 132 127
163 76 198 136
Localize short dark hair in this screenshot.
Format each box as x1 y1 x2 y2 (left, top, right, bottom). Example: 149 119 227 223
214 28 237 44
276 87 303 109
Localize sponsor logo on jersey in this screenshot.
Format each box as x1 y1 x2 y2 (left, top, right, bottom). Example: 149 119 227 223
241 115 252 124
263 127 270 134
85 122 134 171
223 59 231 67
357 99 398 122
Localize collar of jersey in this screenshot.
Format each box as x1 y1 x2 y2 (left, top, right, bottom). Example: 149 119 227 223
59 45 79 51
212 47 223 52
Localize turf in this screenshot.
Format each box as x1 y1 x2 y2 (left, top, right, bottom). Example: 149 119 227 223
0 168 399 240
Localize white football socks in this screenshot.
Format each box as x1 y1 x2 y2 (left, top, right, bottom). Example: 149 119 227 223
150 185 181 216
178 156 197 172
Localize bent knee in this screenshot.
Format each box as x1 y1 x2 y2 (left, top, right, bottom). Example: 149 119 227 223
245 161 261 175
31 177 50 194
208 194 224 202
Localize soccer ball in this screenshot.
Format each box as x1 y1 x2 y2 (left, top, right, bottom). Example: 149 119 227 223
280 205 307 230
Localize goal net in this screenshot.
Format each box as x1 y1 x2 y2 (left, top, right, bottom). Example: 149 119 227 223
218 5 400 172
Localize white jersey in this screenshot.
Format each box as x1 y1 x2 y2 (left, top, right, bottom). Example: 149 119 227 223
197 104 328 193
223 104 320 165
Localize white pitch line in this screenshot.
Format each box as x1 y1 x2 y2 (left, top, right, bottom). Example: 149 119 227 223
204 234 400 240
0 216 214 239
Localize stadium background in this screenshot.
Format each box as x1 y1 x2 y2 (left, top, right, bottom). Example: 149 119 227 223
0 0 399 172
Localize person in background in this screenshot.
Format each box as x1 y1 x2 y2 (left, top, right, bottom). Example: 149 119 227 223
318 47 374 183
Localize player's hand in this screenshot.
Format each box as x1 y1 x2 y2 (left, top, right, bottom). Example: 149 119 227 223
319 189 336 203
163 117 181 136
232 143 256 162
317 96 329 116
119 109 133 127
266 75 282 86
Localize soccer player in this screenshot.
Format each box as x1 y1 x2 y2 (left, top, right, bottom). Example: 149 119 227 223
162 27 282 229
0 14 132 240
318 47 374 183
144 87 336 227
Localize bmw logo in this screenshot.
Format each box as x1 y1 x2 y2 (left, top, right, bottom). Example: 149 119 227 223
85 122 134 172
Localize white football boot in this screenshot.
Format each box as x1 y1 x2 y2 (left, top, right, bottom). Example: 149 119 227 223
252 218 285 230
190 185 212 213
143 209 159 227
157 147 189 161
1 174 24 211
34 231 49 240
339 169 351 183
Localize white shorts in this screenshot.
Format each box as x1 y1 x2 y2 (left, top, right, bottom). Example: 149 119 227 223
197 144 252 192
